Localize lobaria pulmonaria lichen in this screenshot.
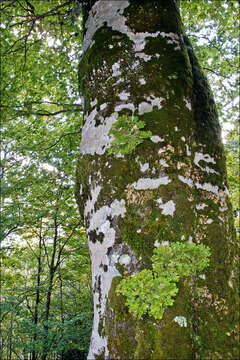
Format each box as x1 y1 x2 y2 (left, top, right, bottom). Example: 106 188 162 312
116 242 211 320
108 114 152 156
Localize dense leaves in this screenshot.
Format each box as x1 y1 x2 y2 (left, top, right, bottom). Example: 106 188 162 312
225 124 240 235
181 0 239 130
0 1 92 359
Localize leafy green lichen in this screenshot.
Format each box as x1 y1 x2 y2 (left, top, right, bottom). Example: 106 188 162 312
116 242 211 320
107 114 152 156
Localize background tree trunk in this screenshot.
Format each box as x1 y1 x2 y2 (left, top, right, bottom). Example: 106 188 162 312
42 216 58 360
32 231 43 360
76 0 239 358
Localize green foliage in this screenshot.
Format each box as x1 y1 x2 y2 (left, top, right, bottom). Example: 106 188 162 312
0 2 93 358
117 242 211 320
181 0 239 128
225 123 240 236
108 114 152 155
1 237 93 358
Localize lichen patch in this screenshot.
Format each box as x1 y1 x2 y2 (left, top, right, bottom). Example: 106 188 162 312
80 112 118 155
156 198 176 216
133 176 171 190
173 316 187 328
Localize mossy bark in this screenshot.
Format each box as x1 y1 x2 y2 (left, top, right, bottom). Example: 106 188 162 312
76 0 239 359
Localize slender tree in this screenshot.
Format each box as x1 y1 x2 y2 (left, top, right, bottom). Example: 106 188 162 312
76 0 239 358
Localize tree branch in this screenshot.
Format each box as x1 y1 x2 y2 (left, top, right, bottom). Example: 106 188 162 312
10 0 75 28
203 67 231 79
41 131 81 151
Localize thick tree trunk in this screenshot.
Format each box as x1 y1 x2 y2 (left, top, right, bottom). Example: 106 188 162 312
76 0 239 359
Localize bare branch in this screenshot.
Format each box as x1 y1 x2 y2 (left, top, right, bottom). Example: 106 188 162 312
10 0 75 28
203 67 231 79
41 131 81 151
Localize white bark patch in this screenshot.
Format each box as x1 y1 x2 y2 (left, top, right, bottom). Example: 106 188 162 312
183 97 192 110
194 152 215 166
178 175 193 187
140 162 149 172
151 135 164 143
80 112 118 155
138 101 153 114
194 152 219 175
114 103 135 113
137 52 152 61
118 91 130 101
114 78 124 86
100 103 107 111
186 144 191 156
112 61 121 77
79 184 83 196
196 203 208 210
162 240 169 245
91 98 98 107
159 32 181 49
119 254 131 265
195 182 219 196
83 0 178 62
83 1 130 53
138 95 163 115
157 198 175 216
178 175 223 196
159 159 169 167
174 316 187 327
133 176 171 190
131 59 140 70
80 96 85 111
178 175 220 197
139 77 146 85
85 193 126 360
206 218 213 224
88 199 126 232
85 186 102 216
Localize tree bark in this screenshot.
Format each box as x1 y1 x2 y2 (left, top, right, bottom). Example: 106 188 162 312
32 232 43 360
42 216 58 360
76 0 239 359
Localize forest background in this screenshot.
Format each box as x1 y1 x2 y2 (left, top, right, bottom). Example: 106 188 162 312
0 0 239 359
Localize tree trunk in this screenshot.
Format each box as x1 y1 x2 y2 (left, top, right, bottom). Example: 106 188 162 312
32 234 43 360
42 216 58 360
76 0 239 359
